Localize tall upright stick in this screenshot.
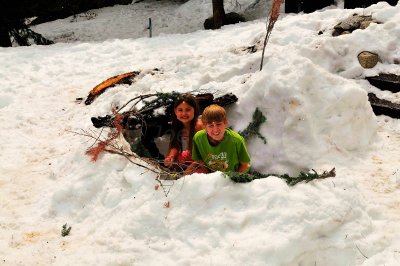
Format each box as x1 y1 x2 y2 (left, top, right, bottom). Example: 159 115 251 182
260 0 282 71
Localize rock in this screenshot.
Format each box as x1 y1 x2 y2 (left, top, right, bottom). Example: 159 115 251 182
332 28 342 36
358 51 379 68
332 15 376 36
360 20 373 29
336 15 364 31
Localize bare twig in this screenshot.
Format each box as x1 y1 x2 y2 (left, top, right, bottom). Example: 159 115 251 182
229 0 242 9
156 178 175 197
88 127 104 149
104 148 158 172
313 167 336 178
68 128 106 146
355 244 368 259
117 94 157 113
104 145 182 198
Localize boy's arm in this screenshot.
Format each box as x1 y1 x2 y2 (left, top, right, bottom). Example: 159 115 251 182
237 162 250 173
185 133 207 175
236 134 250 173
195 119 204 131
184 160 206 175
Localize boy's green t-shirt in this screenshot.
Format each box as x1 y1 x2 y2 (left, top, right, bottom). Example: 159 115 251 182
192 128 251 172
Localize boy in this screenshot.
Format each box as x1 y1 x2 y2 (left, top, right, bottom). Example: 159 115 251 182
184 104 250 175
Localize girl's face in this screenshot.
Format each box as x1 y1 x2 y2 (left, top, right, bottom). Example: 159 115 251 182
174 101 195 125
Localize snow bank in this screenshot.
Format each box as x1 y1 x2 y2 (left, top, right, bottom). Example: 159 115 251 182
42 151 374 265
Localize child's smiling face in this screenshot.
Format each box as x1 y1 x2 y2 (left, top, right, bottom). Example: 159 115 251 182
174 101 195 125
205 120 228 143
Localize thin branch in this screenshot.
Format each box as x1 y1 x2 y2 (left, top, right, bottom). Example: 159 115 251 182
117 94 156 113
104 148 157 173
88 127 104 149
68 129 105 146
355 244 368 259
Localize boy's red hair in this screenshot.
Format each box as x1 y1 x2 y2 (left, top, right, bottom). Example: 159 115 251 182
201 104 227 124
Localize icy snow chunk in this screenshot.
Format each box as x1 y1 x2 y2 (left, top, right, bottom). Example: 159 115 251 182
0 94 13 109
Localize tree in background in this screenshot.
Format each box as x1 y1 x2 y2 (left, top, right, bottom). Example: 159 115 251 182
0 22 12 47
0 0 131 47
205 0 245 30
0 0 39 47
212 0 225 29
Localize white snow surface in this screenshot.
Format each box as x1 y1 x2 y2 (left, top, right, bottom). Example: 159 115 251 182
1 0 400 265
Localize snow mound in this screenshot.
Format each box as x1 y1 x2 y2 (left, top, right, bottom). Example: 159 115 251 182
231 48 377 174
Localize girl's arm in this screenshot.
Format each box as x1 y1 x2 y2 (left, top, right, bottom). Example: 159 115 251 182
164 147 179 167
237 162 250 173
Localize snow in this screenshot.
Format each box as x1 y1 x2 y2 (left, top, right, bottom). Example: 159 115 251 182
1 0 400 265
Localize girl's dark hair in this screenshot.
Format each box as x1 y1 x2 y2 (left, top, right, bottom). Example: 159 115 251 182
169 93 200 152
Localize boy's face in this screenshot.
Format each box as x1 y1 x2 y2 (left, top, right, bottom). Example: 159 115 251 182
205 120 228 143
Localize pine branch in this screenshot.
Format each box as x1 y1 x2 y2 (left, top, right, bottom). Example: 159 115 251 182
226 168 336 186
61 223 72 237
10 27 53 46
238 108 267 144
138 92 180 116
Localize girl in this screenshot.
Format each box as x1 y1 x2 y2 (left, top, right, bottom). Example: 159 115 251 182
164 94 204 169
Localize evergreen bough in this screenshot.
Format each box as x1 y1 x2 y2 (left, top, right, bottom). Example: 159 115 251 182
61 223 72 237
140 92 181 116
10 27 54 46
131 140 152 158
238 108 267 144
227 168 335 186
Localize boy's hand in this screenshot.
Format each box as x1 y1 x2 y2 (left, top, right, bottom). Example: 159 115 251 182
238 162 250 173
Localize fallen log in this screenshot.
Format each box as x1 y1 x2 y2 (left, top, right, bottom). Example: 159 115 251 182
366 73 400 93
368 93 400 119
85 71 145 105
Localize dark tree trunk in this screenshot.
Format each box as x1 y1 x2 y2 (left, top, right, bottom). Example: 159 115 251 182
212 0 225 29
285 0 334 13
0 23 11 47
344 0 398 8
368 93 400 119
344 0 373 8
0 1 11 47
303 0 334 13
285 0 302 13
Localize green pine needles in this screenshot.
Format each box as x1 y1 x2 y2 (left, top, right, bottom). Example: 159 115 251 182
61 223 72 237
10 27 54 46
141 92 181 114
131 141 152 158
227 168 336 186
238 108 267 144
